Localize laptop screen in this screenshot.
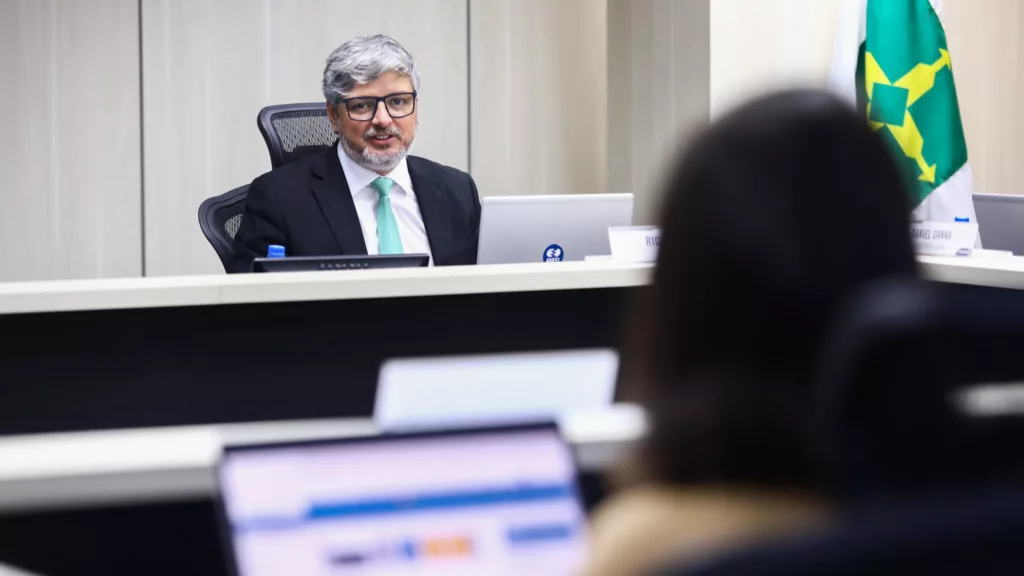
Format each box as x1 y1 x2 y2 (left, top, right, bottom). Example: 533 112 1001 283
219 424 588 576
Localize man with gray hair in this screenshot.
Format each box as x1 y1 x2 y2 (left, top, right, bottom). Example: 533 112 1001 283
234 34 481 269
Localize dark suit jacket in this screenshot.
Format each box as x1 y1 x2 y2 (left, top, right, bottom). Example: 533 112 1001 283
231 144 481 272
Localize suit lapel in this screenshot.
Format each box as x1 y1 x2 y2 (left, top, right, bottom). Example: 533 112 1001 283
310 144 368 255
408 157 453 262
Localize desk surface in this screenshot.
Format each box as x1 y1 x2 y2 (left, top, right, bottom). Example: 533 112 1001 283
0 406 647 514
0 262 652 316
2 256 1024 316
918 254 1024 290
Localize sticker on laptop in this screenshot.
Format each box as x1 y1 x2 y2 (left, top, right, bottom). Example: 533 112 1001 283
543 244 564 262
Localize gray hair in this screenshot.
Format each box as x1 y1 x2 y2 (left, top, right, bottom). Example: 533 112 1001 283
322 34 421 103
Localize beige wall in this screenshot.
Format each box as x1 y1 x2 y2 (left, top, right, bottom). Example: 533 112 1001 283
469 0 608 198
709 0 842 118
608 0 711 225
0 0 141 281
944 0 1024 195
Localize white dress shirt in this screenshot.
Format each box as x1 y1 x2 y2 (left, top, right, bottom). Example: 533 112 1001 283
337 147 433 264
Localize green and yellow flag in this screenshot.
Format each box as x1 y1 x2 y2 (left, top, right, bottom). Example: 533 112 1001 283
831 0 978 227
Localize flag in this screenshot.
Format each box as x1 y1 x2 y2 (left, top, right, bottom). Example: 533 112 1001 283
830 0 979 230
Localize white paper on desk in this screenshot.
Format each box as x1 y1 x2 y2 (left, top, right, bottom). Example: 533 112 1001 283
609 226 661 263
911 221 978 256
374 349 619 431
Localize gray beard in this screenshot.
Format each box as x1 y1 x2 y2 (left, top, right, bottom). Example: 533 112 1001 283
339 135 413 173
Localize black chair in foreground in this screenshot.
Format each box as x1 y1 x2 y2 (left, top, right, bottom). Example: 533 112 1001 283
198 184 248 273
257 102 336 169
656 280 1024 575
815 277 1024 502
660 483 1024 576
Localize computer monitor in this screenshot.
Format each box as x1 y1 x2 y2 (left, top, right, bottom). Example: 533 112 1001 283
251 254 430 273
375 349 619 431
218 423 588 576
476 194 634 264
974 193 1024 255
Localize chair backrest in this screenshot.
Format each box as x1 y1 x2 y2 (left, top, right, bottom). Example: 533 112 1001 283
257 103 336 168
815 278 1024 501
198 184 248 273
661 484 1024 576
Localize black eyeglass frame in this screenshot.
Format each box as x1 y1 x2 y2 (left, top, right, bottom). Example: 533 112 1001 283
335 91 418 121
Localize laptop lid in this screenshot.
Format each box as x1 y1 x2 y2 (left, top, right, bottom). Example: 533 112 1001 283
974 193 1024 255
218 423 588 576
375 349 619 431
476 194 634 264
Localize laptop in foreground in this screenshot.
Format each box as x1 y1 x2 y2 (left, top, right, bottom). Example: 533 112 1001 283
218 423 588 576
375 348 619 431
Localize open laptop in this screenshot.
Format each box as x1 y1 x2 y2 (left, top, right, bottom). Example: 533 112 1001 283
218 423 588 576
375 349 619 431
974 193 1024 255
477 194 634 264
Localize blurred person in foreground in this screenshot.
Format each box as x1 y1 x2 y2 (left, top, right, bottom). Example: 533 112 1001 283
581 89 919 575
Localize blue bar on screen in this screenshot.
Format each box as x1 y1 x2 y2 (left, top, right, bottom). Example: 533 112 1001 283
235 483 577 532
308 484 574 519
506 523 577 544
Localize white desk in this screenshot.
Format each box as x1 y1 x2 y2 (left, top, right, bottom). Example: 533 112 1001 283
918 254 1024 290
0 261 652 316
0 406 647 514
0 256 1021 317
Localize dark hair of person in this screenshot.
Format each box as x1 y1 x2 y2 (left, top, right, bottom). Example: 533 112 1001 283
621 89 918 492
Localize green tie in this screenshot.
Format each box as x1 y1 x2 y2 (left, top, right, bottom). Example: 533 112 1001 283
371 177 404 254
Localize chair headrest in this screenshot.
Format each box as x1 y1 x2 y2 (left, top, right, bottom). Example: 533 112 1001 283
815 278 1024 500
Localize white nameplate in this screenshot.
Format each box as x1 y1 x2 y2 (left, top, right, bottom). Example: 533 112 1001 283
911 221 978 257
609 226 661 263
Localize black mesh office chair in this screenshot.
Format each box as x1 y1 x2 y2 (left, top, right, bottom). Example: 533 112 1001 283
815 278 1024 502
198 184 248 273
196 104 333 273
257 103 337 169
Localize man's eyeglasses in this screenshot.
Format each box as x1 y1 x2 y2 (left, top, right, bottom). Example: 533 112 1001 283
337 92 417 121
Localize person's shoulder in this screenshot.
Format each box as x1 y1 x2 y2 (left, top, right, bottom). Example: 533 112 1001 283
407 155 472 184
253 148 334 190
583 486 712 576
580 485 830 576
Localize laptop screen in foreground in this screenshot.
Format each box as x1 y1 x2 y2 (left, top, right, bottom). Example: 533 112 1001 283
219 425 587 576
